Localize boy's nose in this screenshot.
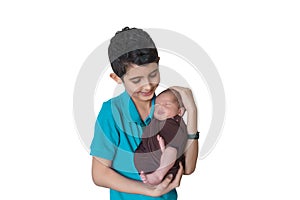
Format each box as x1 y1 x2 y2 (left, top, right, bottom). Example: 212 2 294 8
142 79 153 91
143 83 152 91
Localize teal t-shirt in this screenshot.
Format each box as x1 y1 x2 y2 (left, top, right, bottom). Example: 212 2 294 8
90 91 178 200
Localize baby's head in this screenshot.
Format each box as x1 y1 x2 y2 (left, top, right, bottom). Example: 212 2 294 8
154 89 185 121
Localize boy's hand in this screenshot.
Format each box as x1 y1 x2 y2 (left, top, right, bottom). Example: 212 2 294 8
149 162 184 197
170 86 196 113
170 86 197 133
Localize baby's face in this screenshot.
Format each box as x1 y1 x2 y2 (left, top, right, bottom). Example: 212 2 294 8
154 92 180 120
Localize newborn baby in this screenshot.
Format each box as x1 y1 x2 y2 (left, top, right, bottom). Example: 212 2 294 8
134 88 188 185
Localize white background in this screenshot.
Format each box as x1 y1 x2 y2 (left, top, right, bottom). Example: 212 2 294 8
1 1 299 199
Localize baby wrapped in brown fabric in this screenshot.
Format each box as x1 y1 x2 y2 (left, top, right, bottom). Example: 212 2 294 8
134 88 188 185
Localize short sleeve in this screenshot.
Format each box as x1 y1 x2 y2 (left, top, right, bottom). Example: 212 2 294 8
90 101 120 160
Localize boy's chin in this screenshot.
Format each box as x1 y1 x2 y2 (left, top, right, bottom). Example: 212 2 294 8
138 93 154 101
131 93 153 102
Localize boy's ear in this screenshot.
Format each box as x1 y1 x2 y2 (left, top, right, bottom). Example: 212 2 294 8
110 73 122 84
178 107 186 117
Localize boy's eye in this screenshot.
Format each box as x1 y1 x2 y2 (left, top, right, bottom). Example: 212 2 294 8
131 78 141 84
149 71 158 78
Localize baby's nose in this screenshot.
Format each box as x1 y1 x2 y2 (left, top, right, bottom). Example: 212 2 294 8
157 107 165 115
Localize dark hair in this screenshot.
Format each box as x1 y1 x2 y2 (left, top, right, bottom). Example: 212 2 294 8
111 48 160 78
109 27 160 78
114 26 136 35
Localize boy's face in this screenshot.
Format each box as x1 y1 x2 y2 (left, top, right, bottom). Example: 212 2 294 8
154 92 181 121
122 62 160 103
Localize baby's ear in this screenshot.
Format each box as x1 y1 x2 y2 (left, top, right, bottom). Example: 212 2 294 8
110 73 122 84
178 107 186 117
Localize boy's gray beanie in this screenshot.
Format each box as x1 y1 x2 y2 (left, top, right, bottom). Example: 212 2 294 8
108 28 156 63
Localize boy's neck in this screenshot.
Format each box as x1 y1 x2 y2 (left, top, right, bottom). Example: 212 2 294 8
132 99 152 121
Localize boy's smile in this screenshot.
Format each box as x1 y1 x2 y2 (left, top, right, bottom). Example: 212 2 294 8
122 62 160 103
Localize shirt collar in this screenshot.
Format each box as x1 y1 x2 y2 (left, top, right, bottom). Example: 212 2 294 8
121 91 156 126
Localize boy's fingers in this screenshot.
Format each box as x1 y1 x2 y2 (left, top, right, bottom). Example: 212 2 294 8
171 162 183 187
160 174 173 188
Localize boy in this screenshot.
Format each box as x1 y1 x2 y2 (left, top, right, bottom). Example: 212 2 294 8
90 27 198 200
134 88 188 185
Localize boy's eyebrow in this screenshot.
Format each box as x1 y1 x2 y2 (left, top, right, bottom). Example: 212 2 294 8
129 76 143 80
149 68 159 74
129 68 159 80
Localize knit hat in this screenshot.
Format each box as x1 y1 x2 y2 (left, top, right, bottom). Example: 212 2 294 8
108 27 156 63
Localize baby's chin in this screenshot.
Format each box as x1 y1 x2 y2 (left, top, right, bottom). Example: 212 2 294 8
154 114 170 121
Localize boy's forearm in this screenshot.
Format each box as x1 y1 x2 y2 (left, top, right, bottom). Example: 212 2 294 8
187 109 197 133
92 157 152 196
185 109 198 174
184 139 198 174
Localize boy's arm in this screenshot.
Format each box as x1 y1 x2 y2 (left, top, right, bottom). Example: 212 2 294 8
92 156 182 197
170 86 199 175
184 109 198 174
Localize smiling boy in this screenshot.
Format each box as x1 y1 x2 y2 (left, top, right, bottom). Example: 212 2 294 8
90 27 199 200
